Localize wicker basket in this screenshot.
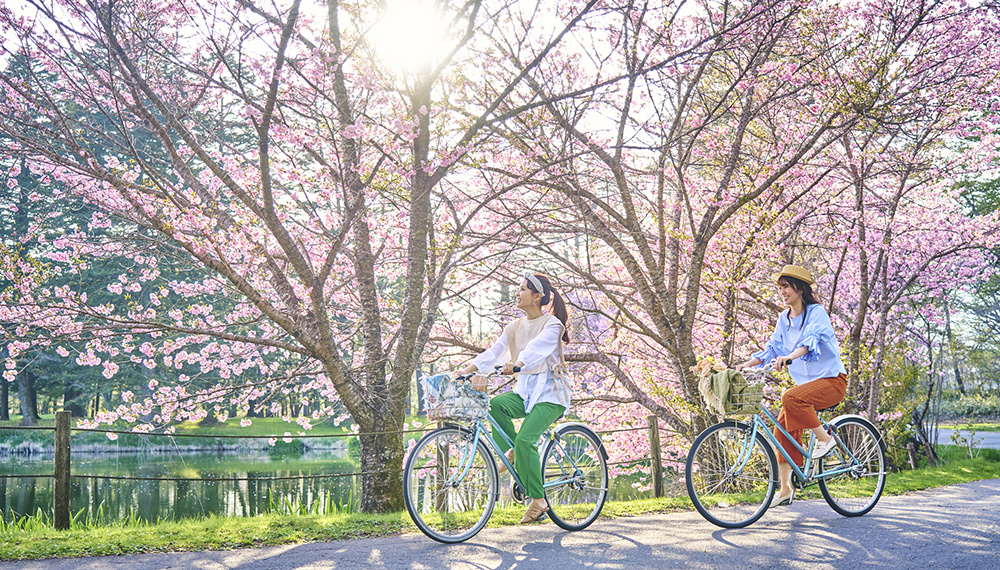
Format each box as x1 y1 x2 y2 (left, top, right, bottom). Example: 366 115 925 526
419 373 489 422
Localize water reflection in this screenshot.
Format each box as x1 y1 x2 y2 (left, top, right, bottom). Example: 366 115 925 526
1 444 659 524
1 447 361 523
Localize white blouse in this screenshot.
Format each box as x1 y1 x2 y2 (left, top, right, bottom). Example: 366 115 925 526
471 316 571 413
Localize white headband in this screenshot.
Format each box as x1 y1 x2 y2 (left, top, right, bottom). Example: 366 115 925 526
523 272 544 295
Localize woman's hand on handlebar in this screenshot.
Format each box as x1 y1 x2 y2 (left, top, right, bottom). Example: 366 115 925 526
501 361 523 375
774 355 792 371
774 347 807 371
470 374 488 392
734 357 762 372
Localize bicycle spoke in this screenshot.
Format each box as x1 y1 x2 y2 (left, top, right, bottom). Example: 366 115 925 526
542 426 609 531
686 422 776 528
819 418 886 517
404 427 497 543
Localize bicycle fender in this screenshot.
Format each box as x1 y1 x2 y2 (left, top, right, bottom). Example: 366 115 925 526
828 414 887 448
553 422 610 461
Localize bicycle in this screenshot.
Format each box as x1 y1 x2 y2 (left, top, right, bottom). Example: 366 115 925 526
403 366 610 543
685 365 887 528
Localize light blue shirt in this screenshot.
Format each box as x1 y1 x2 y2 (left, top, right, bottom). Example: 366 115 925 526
752 304 846 385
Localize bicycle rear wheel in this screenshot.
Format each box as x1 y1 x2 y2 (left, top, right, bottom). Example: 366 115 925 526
686 421 777 528
541 424 609 531
818 416 886 517
403 426 498 543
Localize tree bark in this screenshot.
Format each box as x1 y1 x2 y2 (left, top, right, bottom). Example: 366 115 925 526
944 298 966 394
1 378 8 421
17 369 39 426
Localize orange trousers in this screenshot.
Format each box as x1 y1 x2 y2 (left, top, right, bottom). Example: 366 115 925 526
773 373 847 466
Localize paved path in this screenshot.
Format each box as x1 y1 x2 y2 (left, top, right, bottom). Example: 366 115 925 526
936 428 1000 449
3 479 998 570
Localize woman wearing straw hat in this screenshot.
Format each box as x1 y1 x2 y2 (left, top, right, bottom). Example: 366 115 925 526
459 272 572 524
735 265 847 508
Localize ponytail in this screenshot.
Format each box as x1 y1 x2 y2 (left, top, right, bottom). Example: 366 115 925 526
528 273 571 344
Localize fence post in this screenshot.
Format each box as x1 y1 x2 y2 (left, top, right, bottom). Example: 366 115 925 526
647 415 663 498
54 410 71 530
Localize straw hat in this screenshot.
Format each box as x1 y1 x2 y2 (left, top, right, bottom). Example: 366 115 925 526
773 264 815 285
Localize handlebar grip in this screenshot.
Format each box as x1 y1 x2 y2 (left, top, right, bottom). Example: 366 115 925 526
512 366 521 373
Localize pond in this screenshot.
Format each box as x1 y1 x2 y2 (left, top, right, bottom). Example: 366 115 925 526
1 443 661 523
1 445 363 523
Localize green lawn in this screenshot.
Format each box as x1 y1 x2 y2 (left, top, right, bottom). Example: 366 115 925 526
0 415 368 449
2 445 999 560
939 422 1000 433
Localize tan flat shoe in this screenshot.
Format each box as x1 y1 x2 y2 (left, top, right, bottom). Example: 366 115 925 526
769 490 794 508
520 501 549 524
498 450 515 474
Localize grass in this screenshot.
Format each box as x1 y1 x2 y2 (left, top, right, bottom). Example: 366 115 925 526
2 444 998 560
0 415 434 449
0 511 412 560
938 421 1000 433
0 415 365 450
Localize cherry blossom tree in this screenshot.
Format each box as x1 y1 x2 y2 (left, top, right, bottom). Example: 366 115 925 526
452 0 1000 445
0 0 616 511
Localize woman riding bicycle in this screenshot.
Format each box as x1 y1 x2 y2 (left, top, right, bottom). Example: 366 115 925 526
734 265 847 508
459 272 571 524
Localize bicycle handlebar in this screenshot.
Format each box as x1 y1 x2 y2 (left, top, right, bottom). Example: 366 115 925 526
455 365 520 383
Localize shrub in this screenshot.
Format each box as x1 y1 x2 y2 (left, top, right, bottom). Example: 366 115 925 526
938 392 1000 420
268 438 306 458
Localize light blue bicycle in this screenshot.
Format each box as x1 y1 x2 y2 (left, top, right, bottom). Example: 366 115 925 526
403 366 609 543
685 366 887 528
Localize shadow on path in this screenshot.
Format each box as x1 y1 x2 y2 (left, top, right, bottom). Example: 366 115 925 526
3 479 999 570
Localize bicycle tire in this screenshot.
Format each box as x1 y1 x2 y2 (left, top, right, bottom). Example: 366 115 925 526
818 416 886 517
686 420 777 528
541 423 609 531
403 426 498 543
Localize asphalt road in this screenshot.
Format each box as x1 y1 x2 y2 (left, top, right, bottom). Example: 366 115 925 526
936 428 1000 449
2 479 998 570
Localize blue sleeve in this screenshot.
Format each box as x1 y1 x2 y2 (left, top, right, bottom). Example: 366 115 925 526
795 305 836 363
752 318 784 364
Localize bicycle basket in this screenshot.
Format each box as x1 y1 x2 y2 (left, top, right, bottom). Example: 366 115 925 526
699 369 764 416
728 368 766 415
419 373 489 422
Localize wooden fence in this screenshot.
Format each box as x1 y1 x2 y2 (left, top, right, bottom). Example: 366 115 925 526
4 410 674 530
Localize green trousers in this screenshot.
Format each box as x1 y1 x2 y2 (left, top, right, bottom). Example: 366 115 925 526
489 391 566 499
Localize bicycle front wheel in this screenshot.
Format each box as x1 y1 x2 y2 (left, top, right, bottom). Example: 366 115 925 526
818 416 886 517
403 426 498 543
541 424 609 531
686 421 777 528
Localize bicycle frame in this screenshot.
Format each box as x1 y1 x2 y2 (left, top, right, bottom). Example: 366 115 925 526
447 413 584 497
734 406 864 485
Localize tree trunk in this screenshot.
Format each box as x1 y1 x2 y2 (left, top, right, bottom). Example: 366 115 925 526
357 417 405 513
17 370 39 426
944 299 966 394
721 284 737 364
1 378 8 421
28 372 39 418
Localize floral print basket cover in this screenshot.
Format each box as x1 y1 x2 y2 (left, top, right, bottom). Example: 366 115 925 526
419 373 490 422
